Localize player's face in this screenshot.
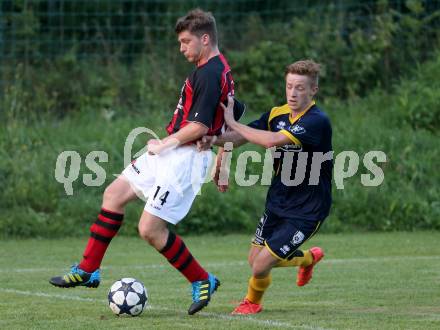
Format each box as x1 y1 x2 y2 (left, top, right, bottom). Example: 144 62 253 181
285 73 318 113
178 31 203 64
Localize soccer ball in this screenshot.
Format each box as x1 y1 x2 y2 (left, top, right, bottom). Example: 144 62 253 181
108 278 148 316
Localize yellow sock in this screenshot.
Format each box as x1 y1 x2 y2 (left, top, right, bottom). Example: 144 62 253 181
275 249 313 267
245 274 272 304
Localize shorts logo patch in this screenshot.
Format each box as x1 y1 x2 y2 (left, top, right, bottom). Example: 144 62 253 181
255 213 267 239
131 160 140 174
291 231 305 245
151 204 161 211
253 213 268 246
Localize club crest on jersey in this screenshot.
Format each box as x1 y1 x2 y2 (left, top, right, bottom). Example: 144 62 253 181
276 121 286 130
288 124 306 135
290 231 305 245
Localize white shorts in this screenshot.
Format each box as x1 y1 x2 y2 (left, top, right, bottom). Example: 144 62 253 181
122 146 213 225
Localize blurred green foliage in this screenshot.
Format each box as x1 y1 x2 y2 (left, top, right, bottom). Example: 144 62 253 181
1 1 439 237
1 52 439 237
2 0 440 117
230 0 440 104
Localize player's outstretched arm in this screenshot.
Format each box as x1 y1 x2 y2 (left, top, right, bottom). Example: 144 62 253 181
216 128 247 148
221 96 292 149
196 128 247 152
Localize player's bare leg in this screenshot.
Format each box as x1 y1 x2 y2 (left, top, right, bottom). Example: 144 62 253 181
49 176 137 288
138 211 169 250
102 175 139 213
251 248 279 277
138 211 220 315
232 247 278 315
248 245 264 267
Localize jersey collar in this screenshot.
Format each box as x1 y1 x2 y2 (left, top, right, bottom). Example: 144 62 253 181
289 100 315 124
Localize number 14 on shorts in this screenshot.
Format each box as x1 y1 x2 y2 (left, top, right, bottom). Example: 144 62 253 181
152 186 170 206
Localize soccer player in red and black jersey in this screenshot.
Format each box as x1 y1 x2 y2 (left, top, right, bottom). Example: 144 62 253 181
49 9 243 315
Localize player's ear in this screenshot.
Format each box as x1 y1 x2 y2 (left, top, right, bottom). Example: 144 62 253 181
201 33 210 45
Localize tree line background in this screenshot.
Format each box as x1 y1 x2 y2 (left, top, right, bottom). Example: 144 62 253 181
1 0 439 238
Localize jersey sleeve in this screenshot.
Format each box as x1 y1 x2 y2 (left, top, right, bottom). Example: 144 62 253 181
247 111 270 131
232 99 246 121
187 69 221 128
280 114 326 146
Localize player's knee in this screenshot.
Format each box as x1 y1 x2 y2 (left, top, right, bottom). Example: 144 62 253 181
138 223 154 244
103 185 124 209
138 222 164 248
252 262 266 277
103 185 116 202
252 258 272 277
252 268 268 278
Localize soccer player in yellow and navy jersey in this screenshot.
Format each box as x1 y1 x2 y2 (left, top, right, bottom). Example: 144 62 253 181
198 60 332 314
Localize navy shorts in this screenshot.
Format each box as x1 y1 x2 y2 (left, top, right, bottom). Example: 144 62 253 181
252 209 322 260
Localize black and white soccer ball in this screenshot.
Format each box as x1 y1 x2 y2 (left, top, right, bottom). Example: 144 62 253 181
108 278 148 316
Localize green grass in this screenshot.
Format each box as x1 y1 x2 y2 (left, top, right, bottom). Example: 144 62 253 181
1 232 440 329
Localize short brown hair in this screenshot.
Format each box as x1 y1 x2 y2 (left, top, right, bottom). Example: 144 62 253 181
175 8 218 46
285 60 321 86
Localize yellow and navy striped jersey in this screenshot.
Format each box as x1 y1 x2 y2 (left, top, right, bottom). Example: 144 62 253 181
247 102 333 222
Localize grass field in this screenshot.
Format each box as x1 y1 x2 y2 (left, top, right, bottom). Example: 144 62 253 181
1 232 439 329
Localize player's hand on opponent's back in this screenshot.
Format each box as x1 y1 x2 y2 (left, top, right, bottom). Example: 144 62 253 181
220 95 236 126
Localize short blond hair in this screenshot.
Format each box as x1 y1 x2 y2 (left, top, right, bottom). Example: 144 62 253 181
285 60 321 86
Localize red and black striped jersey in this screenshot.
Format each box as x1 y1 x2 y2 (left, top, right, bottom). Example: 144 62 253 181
166 54 240 137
